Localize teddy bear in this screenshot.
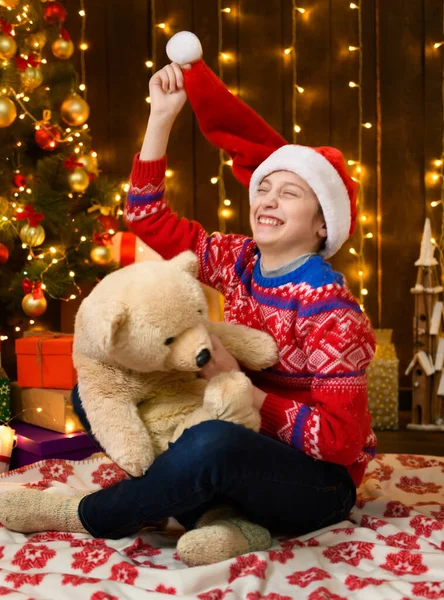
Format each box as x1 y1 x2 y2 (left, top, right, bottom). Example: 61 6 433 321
73 250 279 477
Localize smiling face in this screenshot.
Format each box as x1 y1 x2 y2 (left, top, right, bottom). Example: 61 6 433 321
249 170 327 270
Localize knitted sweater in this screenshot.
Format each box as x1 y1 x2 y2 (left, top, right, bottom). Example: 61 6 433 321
125 154 377 487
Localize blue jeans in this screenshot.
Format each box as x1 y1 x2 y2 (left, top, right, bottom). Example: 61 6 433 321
72 384 356 540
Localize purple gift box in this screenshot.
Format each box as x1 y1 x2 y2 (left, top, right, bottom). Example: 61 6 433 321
10 421 99 470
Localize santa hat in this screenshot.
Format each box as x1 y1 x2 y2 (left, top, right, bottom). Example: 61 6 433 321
166 31 358 259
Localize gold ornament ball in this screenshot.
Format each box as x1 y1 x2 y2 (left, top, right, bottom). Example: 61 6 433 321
0 0 19 8
0 35 17 60
90 245 113 266
22 293 47 317
68 168 90 193
0 96 16 128
52 37 74 60
0 195 8 215
77 154 98 174
27 31 47 51
61 93 90 126
21 66 43 91
20 223 46 247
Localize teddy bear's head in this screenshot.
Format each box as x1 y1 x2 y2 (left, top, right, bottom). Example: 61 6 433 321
74 251 214 373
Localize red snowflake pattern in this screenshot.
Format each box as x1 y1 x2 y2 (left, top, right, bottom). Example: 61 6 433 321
308 587 347 600
39 459 74 483
139 560 167 569
72 541 115 574
62 574 101 586
12 543 56 570
228 554 268 583
323 541 374 567
306 537 320 547
123 537 161 565
155 585 176 594
198 589 233 600
410 515 444 538
344 575 386 590
376 532 420 550
4 573 46 590
247 593 293 600
360 515 387 530
287 567 331 588
332 527 355 535
268 547 294 564
396 455 444 470
29 532 75 543
411 581 444 599
91 463 127 488
381 550 428 576
23 480 50 491
90 593 119 600
384 501 411 518
110 561 139 585
368 463 394 482
0 587 13 596
431 507 444 522
396 476 442 495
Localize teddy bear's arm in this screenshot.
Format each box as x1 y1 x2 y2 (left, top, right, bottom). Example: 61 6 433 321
74 354 156 477
208 321 279 371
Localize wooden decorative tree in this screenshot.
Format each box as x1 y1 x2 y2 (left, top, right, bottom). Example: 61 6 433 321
406 218 444 430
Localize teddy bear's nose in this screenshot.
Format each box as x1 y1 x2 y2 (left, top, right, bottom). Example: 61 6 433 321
196 348 211 368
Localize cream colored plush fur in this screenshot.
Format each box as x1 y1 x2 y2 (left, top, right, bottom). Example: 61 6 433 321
73 251 278 477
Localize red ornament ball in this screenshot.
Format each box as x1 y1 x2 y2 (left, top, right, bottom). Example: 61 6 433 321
35 124 62 151
43 2 67 25
98 214 119 233
0 242 8 264
12 173 27 188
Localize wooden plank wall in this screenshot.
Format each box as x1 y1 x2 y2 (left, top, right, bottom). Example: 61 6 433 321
65 0 444 399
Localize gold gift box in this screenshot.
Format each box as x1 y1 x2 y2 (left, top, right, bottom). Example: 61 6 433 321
10 383 84 434
367 329 399 430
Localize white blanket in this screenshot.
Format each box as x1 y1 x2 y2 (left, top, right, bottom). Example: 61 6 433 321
0 453 442 599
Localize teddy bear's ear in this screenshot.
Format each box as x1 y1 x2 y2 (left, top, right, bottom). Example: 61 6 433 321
170 251 199 278
100 301 128 349
83 297 127 351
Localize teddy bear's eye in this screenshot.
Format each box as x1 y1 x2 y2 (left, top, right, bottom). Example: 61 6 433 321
164 337 175 346
197 309 203 315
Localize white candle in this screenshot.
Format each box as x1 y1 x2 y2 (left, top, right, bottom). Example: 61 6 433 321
0 426 15 474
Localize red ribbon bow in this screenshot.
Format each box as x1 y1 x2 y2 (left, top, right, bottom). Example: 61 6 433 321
60 28 71 42
22 278 44 300
16 204 44 228
15 53 40 71
64 155 84 172
0 18 13 37
92 232 112 246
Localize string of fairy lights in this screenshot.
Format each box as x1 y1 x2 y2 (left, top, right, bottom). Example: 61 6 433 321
432 11 444 273
347 0 373 311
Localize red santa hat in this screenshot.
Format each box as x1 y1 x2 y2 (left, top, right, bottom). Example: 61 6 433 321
166 31 358 259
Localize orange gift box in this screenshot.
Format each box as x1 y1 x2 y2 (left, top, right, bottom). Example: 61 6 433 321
15 335 77 389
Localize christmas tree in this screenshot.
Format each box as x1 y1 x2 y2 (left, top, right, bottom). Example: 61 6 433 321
0 0 124 336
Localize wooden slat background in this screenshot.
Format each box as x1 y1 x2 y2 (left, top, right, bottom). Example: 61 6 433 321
65 0 444 400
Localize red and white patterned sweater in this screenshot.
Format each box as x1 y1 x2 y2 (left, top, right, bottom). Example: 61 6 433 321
125 154 377 487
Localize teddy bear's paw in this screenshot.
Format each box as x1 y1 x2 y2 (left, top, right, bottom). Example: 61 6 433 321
203 372 260 431
239 330 279 371
113 438 156 478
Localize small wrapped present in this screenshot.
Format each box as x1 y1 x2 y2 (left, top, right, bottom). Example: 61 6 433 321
10 422 98 470
15 333 77 389
367 329 399 430
10 384 84 434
